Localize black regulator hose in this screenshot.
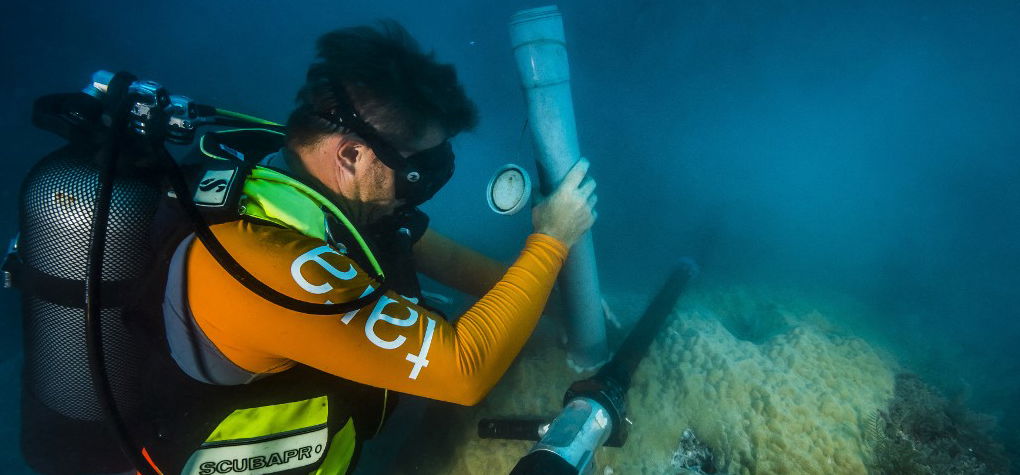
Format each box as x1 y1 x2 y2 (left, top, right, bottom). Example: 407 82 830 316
85 139 162 475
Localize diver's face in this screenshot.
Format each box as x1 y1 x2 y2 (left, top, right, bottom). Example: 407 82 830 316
353 148 401 210
358 123 447 211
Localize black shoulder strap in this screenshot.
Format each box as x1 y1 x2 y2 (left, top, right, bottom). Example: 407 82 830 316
189 128 286 223
200 128 286 164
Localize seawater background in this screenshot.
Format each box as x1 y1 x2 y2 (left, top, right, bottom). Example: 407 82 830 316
1 0 1017 472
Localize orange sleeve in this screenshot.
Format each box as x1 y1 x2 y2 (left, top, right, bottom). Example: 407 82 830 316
185 220 568 405
413 228 508 298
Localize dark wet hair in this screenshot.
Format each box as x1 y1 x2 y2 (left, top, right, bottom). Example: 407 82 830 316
286 21 478 150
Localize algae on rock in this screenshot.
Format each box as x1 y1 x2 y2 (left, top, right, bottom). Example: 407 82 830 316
867 373 1009 474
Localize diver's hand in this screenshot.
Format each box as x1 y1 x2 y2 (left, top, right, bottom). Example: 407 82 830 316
533 158 597 248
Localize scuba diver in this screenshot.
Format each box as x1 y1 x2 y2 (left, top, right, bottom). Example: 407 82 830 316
11 21 597 475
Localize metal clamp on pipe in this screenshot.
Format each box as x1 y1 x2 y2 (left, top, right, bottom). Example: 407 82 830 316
562 376 629 448
510 397 613 475
483 380 626 474
483 261 698 474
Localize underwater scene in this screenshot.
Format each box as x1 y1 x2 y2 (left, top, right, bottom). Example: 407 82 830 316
1 0 1017 474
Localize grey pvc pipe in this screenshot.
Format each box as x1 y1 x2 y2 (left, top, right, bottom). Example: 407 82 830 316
510 5 608 370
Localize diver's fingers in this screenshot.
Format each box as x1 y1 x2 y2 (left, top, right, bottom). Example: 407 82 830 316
559 158 590 191
587 193 598 209
577 177 597 199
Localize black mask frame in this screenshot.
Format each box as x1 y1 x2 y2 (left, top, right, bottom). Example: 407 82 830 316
317 82 455 207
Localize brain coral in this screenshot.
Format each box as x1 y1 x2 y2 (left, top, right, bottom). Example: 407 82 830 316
387 289 896 474
621 299 895 474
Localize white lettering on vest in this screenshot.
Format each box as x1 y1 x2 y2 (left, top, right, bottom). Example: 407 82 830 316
185 426 326 474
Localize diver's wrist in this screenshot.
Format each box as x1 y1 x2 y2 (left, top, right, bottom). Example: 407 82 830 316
529 232 570 252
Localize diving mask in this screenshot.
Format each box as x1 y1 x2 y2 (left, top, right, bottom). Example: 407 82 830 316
317 84 455 208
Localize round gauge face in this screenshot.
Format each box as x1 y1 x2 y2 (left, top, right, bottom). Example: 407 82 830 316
487 165 531 215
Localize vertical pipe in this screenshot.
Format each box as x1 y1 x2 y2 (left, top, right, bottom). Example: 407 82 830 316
510 5 608 370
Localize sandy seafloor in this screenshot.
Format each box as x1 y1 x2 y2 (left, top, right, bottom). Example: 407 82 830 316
0 282 1000 474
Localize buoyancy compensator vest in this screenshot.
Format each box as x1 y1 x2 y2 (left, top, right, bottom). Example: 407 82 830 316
132 127 428 475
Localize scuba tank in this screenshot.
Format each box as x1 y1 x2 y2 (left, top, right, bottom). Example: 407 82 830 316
6 72 166 474
18 147 156 421
5 70 396 474
13 143 160 473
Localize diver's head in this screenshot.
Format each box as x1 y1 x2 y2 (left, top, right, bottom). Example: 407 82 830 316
285 21 477 220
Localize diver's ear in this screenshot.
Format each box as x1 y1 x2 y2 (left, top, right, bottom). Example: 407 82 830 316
336 140 360 175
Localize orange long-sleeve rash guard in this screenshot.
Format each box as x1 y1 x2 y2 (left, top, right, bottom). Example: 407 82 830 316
184 219 568 406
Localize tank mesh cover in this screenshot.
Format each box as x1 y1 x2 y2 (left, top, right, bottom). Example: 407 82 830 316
19 147 160 420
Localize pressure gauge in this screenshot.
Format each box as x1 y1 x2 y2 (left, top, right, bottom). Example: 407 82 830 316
486 164 532 215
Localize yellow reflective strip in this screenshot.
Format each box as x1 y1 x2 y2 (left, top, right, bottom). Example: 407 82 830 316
311 419 356 475
205 396 329 443
184 427 327 474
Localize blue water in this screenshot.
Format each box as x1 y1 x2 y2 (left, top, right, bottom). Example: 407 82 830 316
2 0 1018 472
